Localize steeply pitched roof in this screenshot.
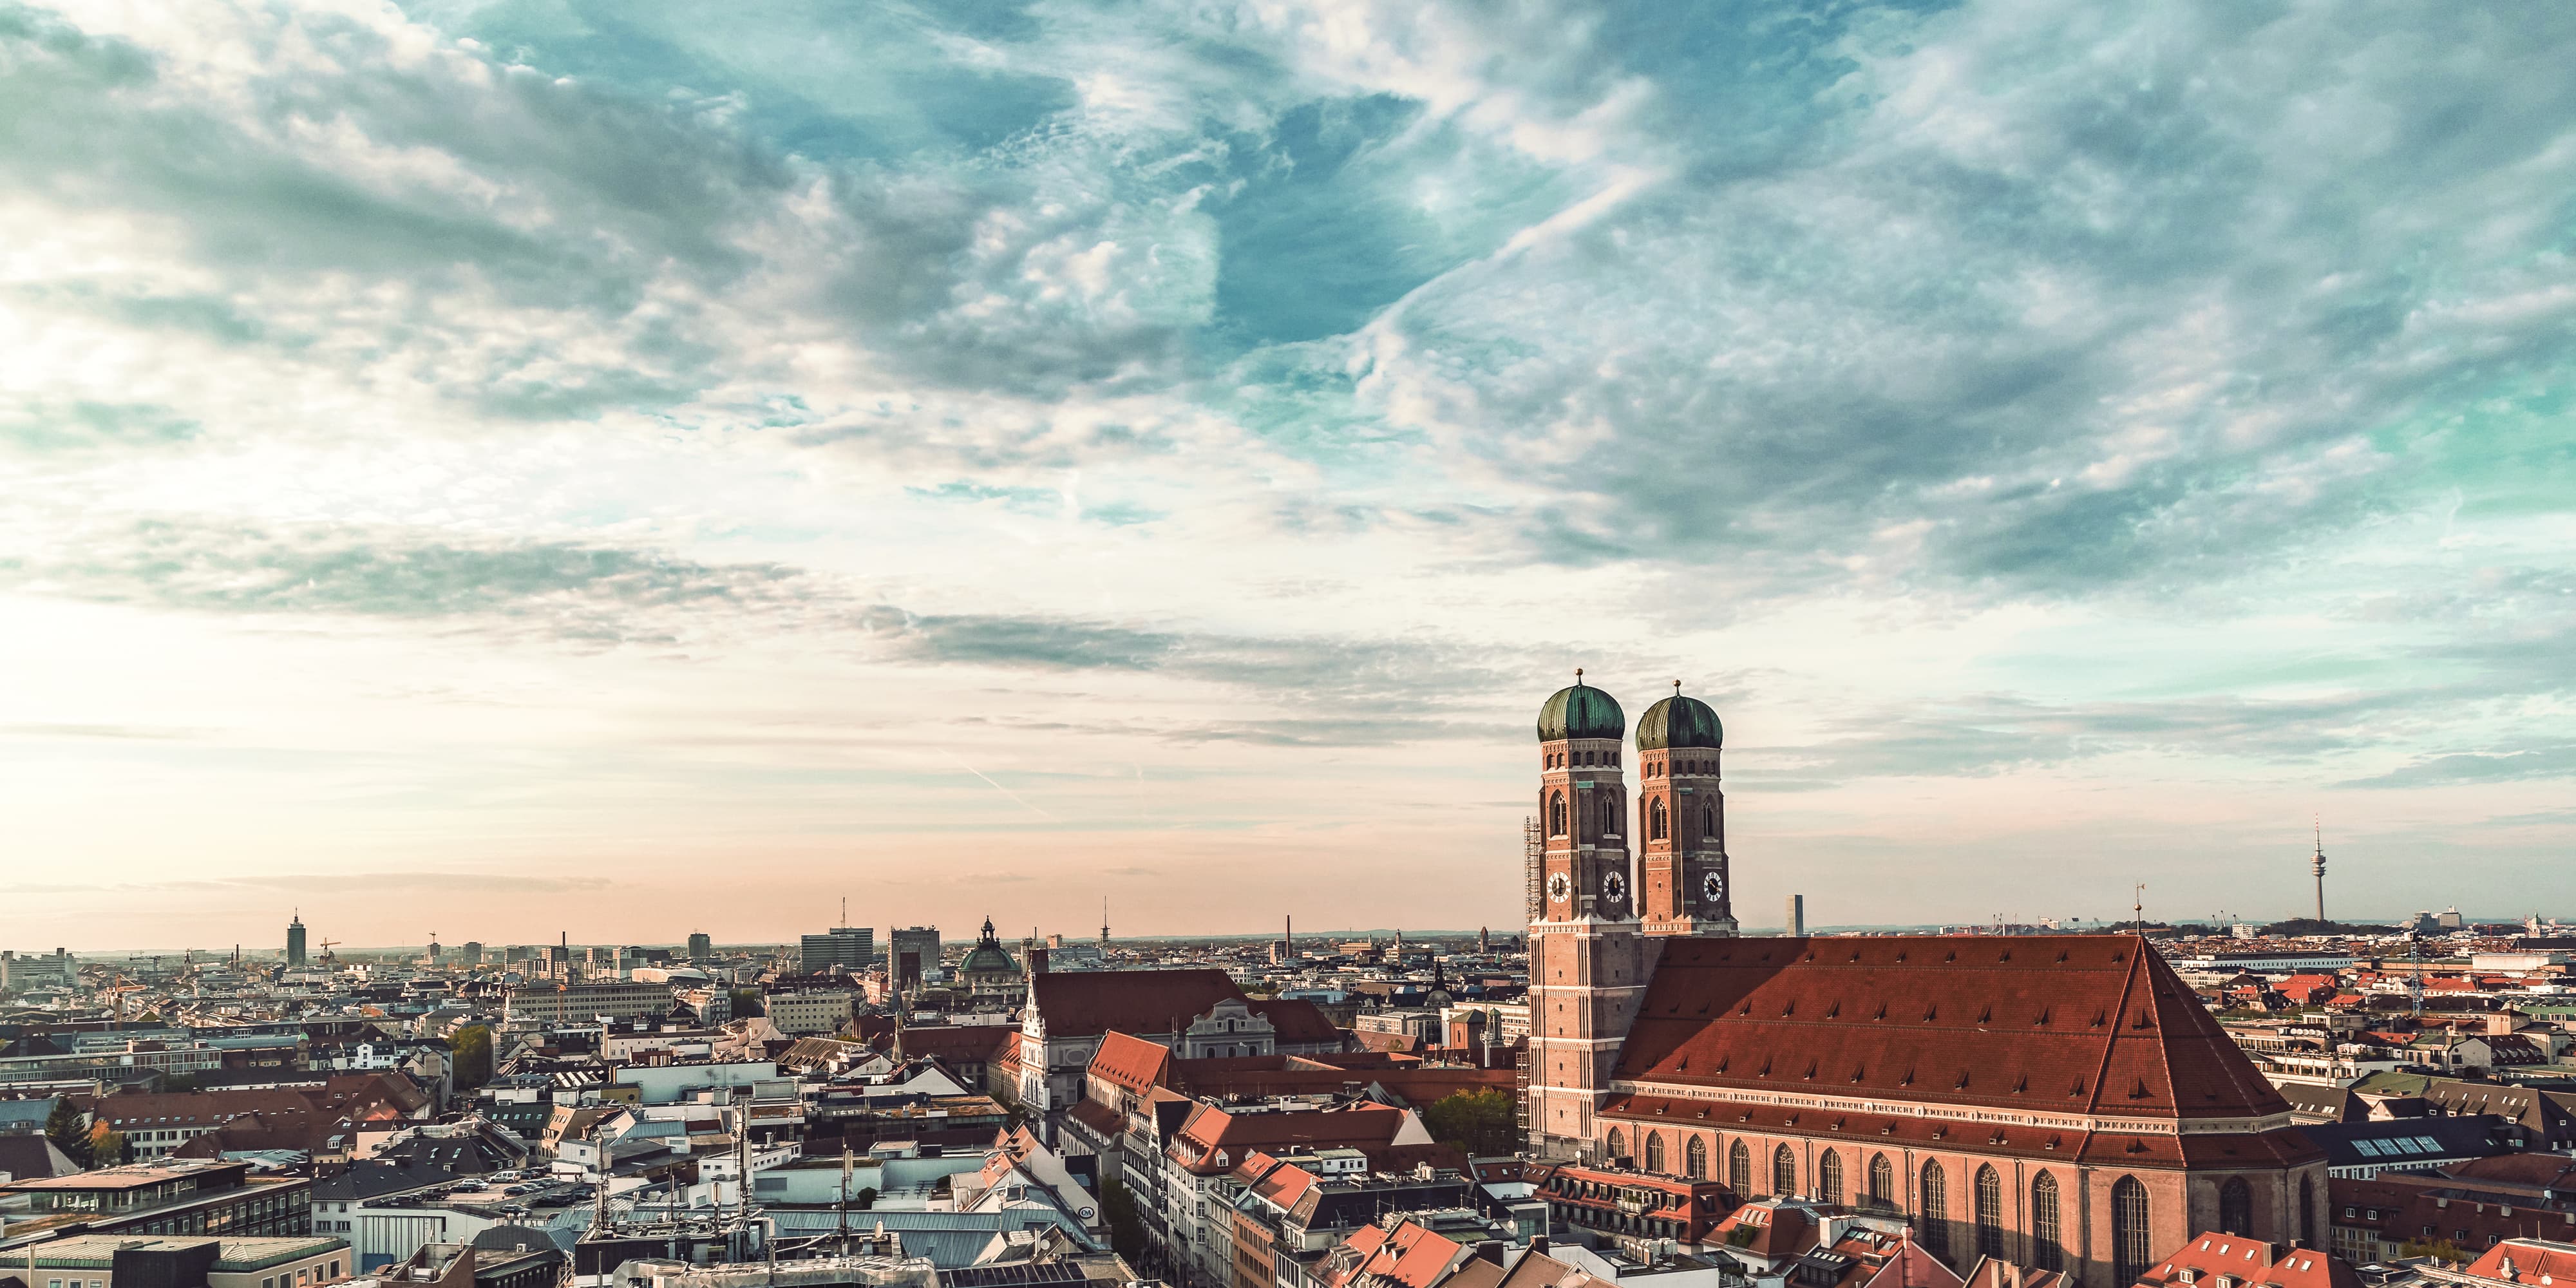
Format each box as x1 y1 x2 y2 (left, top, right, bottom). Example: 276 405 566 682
2135 1235 2358 1288
2461 1238 2576 1285
1493 1249 1618 1288
1247 998 1341 1045
1029 969 1242 1039
1168 1103 1406 1173
1616 936 2290 1122
0 1135 77 1180
896 1026 1017 1063
1324 1218 1468 1288
1087 1032 1173 1093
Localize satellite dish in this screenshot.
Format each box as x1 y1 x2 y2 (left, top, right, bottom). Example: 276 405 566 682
1079 1208 1095 1220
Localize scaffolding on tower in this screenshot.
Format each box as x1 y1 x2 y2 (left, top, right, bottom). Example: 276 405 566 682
1524 815 1544 923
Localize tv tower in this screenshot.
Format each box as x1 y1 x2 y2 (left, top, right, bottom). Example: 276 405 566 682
2311 818 2328 926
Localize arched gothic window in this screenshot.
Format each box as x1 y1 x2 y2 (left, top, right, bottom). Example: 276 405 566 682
2300 1175 2316 1247
2219 1177 2253 1236
1649 799 1667 840
1728 1141 1751 1194
1920 1161 1951 1258
2112 1176 2153 1284
2031 1172 2063 1272
1598 792 1618 836
1644 1132 1665 1174
1868 1153 1895 1210
1701 806 1716 837
1975 1166 2004 1258
1772 1144 1797 1196
1549 791 1567 836
1604 1128 1625 1162
1818 1150 1844 1205
1685 1136 1708 1180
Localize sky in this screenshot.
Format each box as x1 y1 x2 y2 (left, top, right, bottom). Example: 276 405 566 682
3 0 2573 954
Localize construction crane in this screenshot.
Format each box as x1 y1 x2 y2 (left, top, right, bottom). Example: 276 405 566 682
317 938 342 966
107 974 149 1024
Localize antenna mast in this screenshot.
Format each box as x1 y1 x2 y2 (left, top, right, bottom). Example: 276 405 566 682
2311 817 2329 927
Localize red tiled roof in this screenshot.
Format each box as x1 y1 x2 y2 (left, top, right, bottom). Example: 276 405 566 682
1169 1103 1406 1173
1325 1218 1468 1288
2136 1235 2357 1288
1861 1239 1965 1288
1712 1200 1817 1260
1616 935 2291 1122
1248 998 1342 1045
1495 1250 1618 1288
895 1025 1015 1063
1066 1097 1125 1139
2461 1238 2576 1285
1030 969 1243 1038
1088 1031 1173 1092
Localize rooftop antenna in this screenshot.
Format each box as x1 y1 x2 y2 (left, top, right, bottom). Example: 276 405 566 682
2133 884 2147 936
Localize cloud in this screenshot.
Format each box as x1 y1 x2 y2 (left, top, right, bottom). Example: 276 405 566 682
15 519 804 643
2338 745 2576 790
0 401 200 452
1349 2 2576 596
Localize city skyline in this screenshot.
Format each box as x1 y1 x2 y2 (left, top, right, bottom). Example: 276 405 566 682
7 2 2576 945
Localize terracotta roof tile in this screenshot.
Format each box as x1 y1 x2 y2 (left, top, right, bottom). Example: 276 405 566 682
2137 1235 2358 1288
1616 936 2290 1122
1030 969 1242 1038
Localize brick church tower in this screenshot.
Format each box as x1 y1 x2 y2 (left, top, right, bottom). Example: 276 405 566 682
1527 674 1649 1161
1636 685 1737 938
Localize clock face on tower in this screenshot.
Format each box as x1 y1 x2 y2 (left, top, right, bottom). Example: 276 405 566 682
1601 871 1627 905
1701 871 1726 903
1547 872 1571 904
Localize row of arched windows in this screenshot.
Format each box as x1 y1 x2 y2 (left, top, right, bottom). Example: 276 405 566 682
1545 790 1630 838
1602 1127 2211 1276
1545 749 1622 769
1644 757 1713 777
1642 799 1719 841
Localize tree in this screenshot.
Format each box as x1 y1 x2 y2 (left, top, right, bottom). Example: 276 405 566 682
1099 1179 1148 1263
451 1025 495 1090
44 1099 92 1169
2402 1239 2470 1264
728 987 764 1018
855 1186 878 1211
88 1121 130 1166
1421 1089 1519 1157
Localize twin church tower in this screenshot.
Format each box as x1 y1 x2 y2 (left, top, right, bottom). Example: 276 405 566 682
1528 673 1736 1160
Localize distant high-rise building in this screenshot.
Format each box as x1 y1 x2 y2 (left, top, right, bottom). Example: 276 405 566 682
460 941 484 967
887 926 940 988
286 914 307 967
1786 893 1805 936
800 925 874 974
687 931 713 961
